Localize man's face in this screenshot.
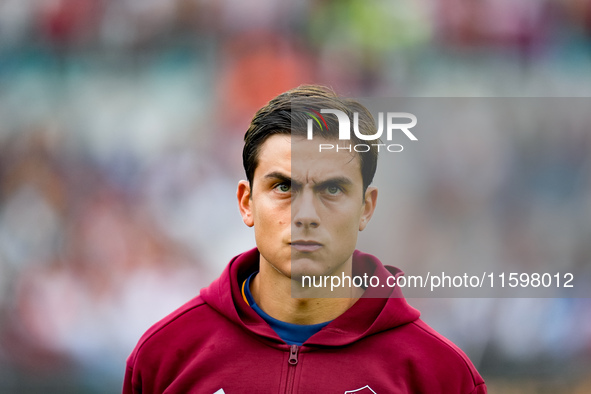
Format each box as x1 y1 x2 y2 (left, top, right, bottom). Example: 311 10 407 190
238 134 377 281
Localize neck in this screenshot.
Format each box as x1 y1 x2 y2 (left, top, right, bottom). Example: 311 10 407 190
250 258 364 325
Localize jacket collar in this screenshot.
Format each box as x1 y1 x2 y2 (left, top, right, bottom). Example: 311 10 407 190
200 248 420 347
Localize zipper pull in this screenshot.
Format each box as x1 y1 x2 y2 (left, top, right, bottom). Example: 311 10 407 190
288 345 299 365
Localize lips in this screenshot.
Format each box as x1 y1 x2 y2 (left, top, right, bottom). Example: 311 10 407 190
290 240 323 252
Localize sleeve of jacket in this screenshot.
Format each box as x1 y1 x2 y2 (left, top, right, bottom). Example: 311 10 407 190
469 382 487 394
122 357 139 394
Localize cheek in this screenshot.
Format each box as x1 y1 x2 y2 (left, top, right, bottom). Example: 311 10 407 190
262 209 289 230
338 213 362 240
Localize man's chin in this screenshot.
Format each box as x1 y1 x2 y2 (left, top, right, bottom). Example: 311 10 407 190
289 256 327 278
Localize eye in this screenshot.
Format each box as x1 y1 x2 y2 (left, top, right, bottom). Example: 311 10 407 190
326 185 342 195
275 182 291 193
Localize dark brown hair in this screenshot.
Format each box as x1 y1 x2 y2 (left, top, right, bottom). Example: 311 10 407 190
242 85 380 192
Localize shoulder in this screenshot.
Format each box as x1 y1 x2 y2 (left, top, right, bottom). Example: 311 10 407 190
126 294 211 367
404 318 486 389
414 320 478 363
123 293 240 394
357 316 485 391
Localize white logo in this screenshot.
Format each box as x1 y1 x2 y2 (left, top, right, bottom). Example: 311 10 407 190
308 109 417 141
345 385 377 394
213 389 226 394
306 109 417 153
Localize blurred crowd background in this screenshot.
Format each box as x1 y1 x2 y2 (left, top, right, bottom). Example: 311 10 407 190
1 0 591 392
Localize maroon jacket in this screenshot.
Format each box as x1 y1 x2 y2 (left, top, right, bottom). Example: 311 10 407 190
123 248 486 393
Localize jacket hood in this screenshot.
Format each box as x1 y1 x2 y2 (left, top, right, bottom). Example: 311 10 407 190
200 248 421 347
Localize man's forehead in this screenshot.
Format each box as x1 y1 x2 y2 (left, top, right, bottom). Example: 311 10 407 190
256 134 362 181
291 137 362 184
290 160 357 184
291 136 360 162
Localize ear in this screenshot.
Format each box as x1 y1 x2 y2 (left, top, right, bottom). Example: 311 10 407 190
237 180 254 227
359 187 378 231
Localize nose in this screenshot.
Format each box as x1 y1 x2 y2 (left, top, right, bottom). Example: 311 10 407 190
292 189 320 229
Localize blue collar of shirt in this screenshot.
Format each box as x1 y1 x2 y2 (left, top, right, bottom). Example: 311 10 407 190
243 271 331 346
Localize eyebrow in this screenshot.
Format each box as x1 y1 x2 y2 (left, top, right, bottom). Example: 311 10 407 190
264 171 353 190
313 176 353 188
264 171 291 182
264 171 301 188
